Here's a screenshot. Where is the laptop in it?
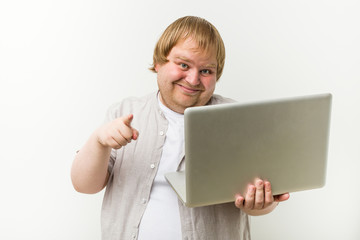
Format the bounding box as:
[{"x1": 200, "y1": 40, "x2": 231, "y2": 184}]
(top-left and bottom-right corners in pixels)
[{"x1": 165, "y1": 93, "x2": 332, "y2": 207}]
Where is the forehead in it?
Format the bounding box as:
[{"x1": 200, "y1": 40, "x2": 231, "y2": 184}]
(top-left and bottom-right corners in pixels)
[{"x1": 170, "y1": 38, "x2": 217, "y2": 61}]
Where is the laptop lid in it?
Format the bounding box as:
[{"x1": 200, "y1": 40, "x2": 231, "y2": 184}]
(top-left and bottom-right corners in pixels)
[{"x1": 166, "y1": 93, "x2": 332, "y2": 207}]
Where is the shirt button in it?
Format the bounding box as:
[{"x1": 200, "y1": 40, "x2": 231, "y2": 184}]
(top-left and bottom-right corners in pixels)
[
  {"x1": 159, "y1": 130, "x2": 164, "y2": 136},
  {"x1": 141, "y1": 198, "x2": 147, "y2": 204},
  {"x1": 150, "y1": 164, "x2": 155, "y2": 169}
]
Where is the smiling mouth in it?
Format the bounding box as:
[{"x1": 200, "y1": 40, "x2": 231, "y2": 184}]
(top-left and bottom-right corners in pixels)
[{"x1": 177, "y1": 84, "x2": 202, "y2": 94}]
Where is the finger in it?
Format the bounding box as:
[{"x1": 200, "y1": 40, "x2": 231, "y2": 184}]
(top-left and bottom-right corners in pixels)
[
  {"x1": 117, "y1": 127, "x2": 133, "y2": 143},
  {"x1": 108, "y1": 138, "x2": 123, "y2": 149},
  {"x1": 116, "y1": 120, "x2": 134, "y2": 143},
  {"x1": 120, "y1": 114, "x2": 137, "y2": 142},
  {"x1": 132, "y1": 128, "x2": 139, "y2": 140},
  {"x1": 111, "y1": 130, "x2": 129, "y2": 148},
  {"x1": 122, "y1": 114, "x2": 134, "y2": 127},
  {"x1": 244, "y1": 185, "x2": 255, "y2": 209},
  {"x1": 264, "y1": 181, "x2": 274, "y2": 208},
  {"x1": 254, "y1": 179, "x2": 264, "y2": 209},
  {"x1": 234, "y1": 194, "x2": 245, "y2": 209},
  {"x1": 101, "y1": 132, "x2": 124, "y2": 149},
  {"x1": 97, "y1": 119, "x2": 133, "y2": 148},
  {"x1": 274, "y1": 193, "x2": 290, "y2": 202}
]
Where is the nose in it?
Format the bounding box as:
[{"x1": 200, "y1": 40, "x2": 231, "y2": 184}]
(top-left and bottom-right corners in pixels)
[{"x1": 185, "y1": 69, "x2": 200, "y2": 86}]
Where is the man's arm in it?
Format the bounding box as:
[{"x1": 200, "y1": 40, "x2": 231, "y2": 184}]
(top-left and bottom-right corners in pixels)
[
  {"x1": 234, "y1": 178, "x2": 290, "y2": 216},
  {"x1": 71, "y1": 114, "x2": 138, "y2": 194}
]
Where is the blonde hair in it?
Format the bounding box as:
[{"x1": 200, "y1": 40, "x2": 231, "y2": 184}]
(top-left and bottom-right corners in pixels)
[{"x1": 150, "y1": 16, "x2": 225, "y2": 81}]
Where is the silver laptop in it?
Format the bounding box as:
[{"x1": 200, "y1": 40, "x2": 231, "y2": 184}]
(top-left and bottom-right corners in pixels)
[{"x1": 165, "y1": 93, "x2": 332, "y2": 207}]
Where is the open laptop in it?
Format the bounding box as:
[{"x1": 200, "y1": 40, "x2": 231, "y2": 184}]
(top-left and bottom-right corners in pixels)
[{"x1": 165, "y1": 93, "x2": 332, "y2": 207}]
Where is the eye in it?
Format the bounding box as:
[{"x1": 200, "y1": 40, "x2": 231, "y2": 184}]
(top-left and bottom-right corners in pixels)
[
  {"x1": 200, "y1": 69, "x2": 212, "y2": 75},
  {"x1": 180, "y1": 63, "x2": 189, "y2": 69}
]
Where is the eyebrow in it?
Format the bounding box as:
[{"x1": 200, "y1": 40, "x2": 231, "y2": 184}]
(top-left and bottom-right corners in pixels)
[{"x1": 176, "y1": 56, "x2": 217, "y2": 69}]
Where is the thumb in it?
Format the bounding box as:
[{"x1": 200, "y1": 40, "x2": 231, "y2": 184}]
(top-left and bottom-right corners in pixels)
[{"x1": 274, "y1": 193, "x2": 290, "y2": 202}]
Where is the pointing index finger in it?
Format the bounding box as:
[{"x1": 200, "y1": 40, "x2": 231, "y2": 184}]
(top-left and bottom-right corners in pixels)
[{"x1": 123, "y1": 114, "x2": 134, "y2": 126}]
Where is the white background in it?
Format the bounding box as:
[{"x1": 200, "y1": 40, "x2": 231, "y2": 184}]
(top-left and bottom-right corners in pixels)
[{"x1": 1, "y1": 0, "x2": 359, "y2": 239}]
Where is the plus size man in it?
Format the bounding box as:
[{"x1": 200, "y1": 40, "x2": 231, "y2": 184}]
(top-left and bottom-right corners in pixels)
[{"x1": 71, "y1": 16, "x2": 289, "y2": 240}]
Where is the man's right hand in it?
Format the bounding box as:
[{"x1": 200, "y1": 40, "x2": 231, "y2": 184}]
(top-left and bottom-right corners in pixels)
[{"x1": 96, "y1": 114, "x2": 139, "y2": 149}]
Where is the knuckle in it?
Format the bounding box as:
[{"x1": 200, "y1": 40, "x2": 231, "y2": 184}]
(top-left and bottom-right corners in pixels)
[
  {"x1": 254, "y1": 201, "x2": 262, "y2": 207},
  {"x1": 112, "y1": 144, "x2": 121, "y2": 149},
  {"x1": 244, "y1": 200, "x2": 254, "y2": 209},
  {"x1": 118, "y1": 138, "x2": 127, "y2": 146},
  {"x1": 245, "y1": 204, "x2": 254, "y2": 210},
  {"x1": 263, "y1": 202, "x2": 272, "y2": 208}
]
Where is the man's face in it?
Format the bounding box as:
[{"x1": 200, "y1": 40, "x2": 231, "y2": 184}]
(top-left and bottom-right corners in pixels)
[{"x1": 155, "y1": 38, "x2": 217, "y2": 114}]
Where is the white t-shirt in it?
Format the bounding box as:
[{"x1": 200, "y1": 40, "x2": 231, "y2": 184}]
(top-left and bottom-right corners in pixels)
[{"x1": 137, "y1": 96, "x2": 184, "y2": 240}]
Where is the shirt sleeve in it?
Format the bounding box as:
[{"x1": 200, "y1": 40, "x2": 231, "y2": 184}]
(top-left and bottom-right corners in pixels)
[{"x1": 108, "y1": 148, "x2": 117, "y2": 174}]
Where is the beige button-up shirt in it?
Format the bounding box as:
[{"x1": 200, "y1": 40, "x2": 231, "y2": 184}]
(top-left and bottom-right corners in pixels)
[{"x1": 101, "y1": 92, "x2": 250, "y2": 240}]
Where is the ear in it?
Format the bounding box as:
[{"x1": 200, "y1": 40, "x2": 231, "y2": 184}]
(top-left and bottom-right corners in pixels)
[{"x1": 154, "y1": 63, "x2": 160, "y2": 72}]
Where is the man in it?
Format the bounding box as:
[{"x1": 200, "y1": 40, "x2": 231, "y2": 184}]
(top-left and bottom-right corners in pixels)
[{"x1": 71, "y1": 16, "x2": 289, "y2": 240}]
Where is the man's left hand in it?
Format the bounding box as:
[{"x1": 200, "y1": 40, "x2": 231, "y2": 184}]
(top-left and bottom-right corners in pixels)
[{"x1": 234, "y1": 178, "x2": 290, "y2": 216}]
